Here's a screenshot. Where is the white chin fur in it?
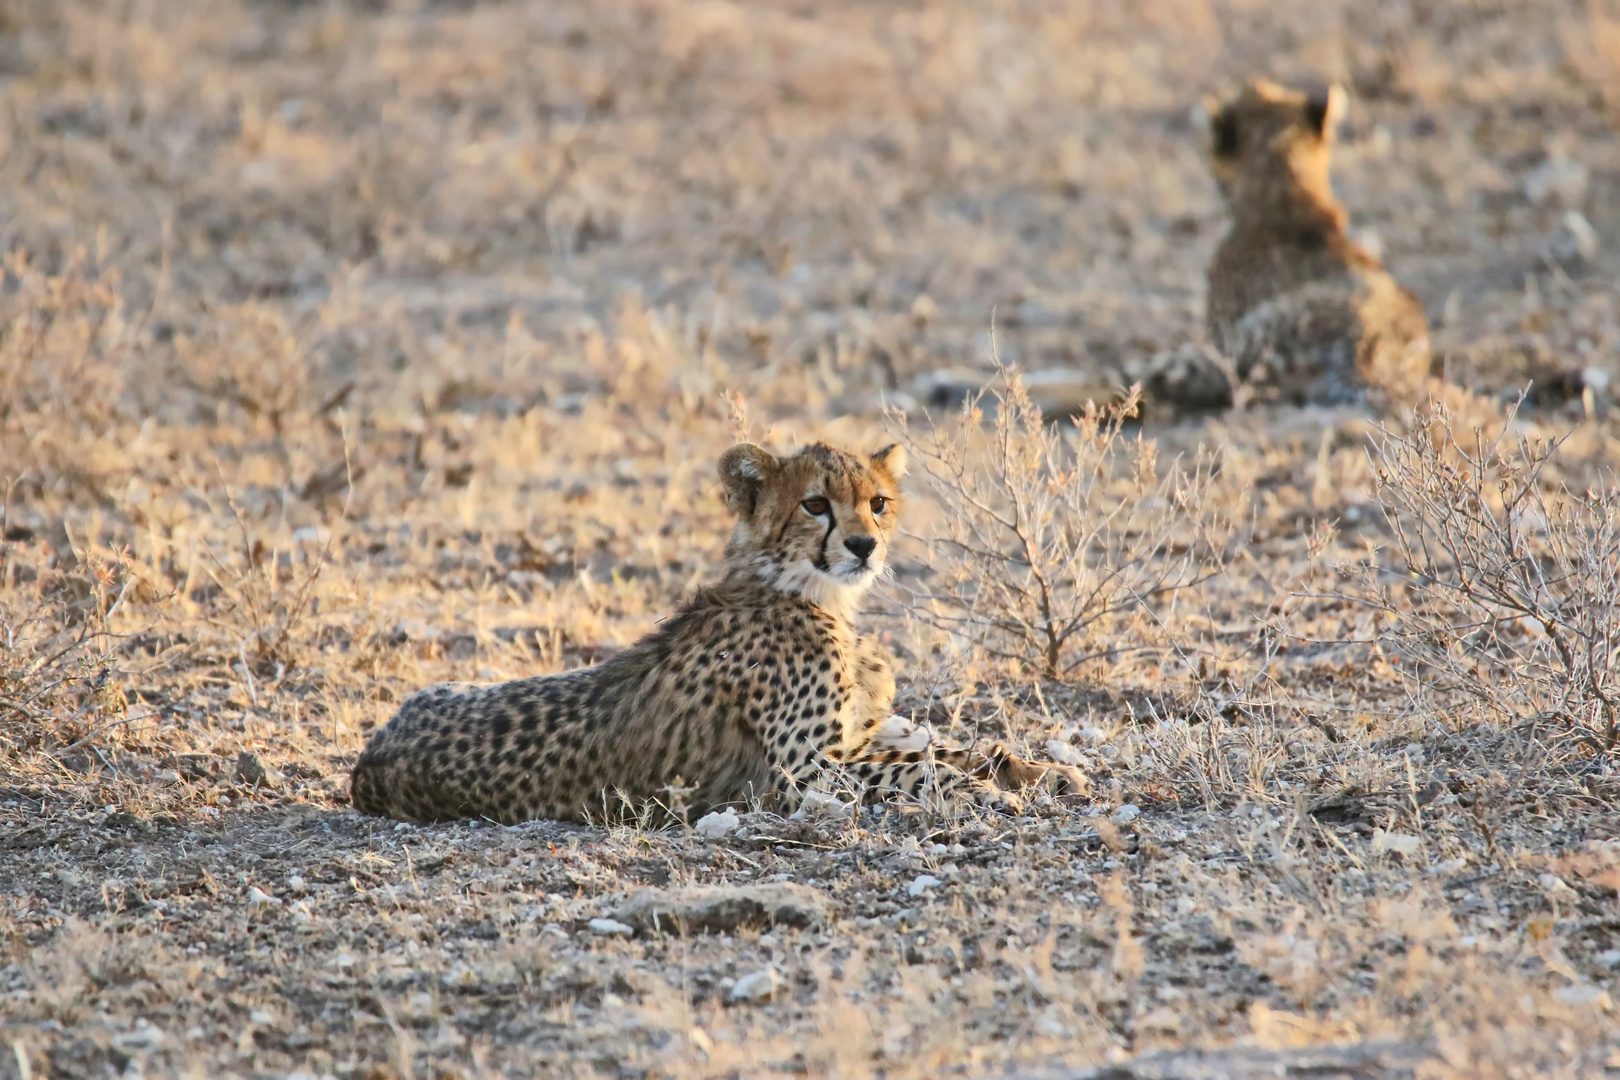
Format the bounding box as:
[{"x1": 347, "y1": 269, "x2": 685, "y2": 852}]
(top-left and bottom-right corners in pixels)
[{"x1": 756, "y1": 556, "x2": 879, "y2": 621}]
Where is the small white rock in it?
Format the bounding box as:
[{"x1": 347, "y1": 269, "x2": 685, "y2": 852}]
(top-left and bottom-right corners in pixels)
[
  {"x1": 1110, "y1": 803, "x2": 1141, "y2": 825},
  {"x1": 588, "y1": 917, "x2": 635, "y2": 938},
  {"x1": 1595, "y1": 949, "x2": 1620, "y2": 968},
  {"x1": 1045, "y1": 740, "x2": 1085, "y2": 766},
  {"x1": 246, "y1": 887, "x2": 278, "y2": 909},
  {"x1": 789, "y1": 789, "x2": 855, "y2": 822},
  {"x1": 248, "y1": 1009, "x2": 276, "y2": 1026},
  {"x1": 1371, "y1": 829, "x2": 1422, "y2": 856},
  {"x1": 1526, "y1": 154, "x2": 1590, "y2": 207},
  {"x1": 113, "y1": 1020, "x2": 164, "y2": 1050},
  {"x1": 1547, "y1": 210, "x2": 1600, "y2": 265},
  {"x1": 908, "y1": 875, "x2": 943, "y2": 898},
  {"x1": 727, "y1": 968, "x2": 782, "y2": 1003},
  {"x1": 693, "y1": 809, "x2": 740, "y2": 839},
  {"x1": 1538, "y1": 872, "x2": 1572, "y2": 893},
  {"x1": 1552, "y1": 984, "x2": 1610, "y2": 1008}
]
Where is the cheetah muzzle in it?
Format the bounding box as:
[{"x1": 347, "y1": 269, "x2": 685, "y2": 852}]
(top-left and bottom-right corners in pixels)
[{"x1": 350, "y1": 441, "x2": 1087, "y2": 824}]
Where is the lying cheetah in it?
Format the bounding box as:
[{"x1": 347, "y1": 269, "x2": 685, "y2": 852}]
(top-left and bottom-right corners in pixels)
[
  {"x1": 351, "y1": 442, "x2": 1085, "y2": 824},
  {"x1": 1144, "y1": 79, "x2": 1432, "y2": 411}
]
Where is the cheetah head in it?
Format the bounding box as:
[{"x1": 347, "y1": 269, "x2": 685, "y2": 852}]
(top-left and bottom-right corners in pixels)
[
  {"x1": 1205, "y1": 78, "x2": 1345, "y2": 221},
  {"x1": 718, "y1": 441, "x2": 905, "y2": 619}
]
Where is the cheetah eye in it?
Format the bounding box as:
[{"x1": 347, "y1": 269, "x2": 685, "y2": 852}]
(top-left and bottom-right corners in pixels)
[
  {"x1": 801, "y1": 497, "x2": 830, "y2": 516},
  {"x1": 869, "y1": 496, "x2": 889, "y2": 515}
]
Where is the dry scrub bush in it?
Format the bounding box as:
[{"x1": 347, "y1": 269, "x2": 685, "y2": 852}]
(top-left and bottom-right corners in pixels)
[
  {"x1": 0, "y1": 544, "x2": 136, "y2": 760},
  {"x1": 898, "y1": 365, "x2": 1243, "y2": 682},
  {"x1": 1351, "y1": 401, "x2": 1620, "y2": 760},
  {"x1": 0, "y1": 252, "x2": 139, "y2": 485}
]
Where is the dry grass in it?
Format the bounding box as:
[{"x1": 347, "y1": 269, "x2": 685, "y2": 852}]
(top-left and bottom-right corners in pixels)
[
  {"x1": 3, "y1": 0, "x2": 1620, "y2": 1078},
  {"x1": 898, "y1": 365, "x2": 1241, "y2": 682}
]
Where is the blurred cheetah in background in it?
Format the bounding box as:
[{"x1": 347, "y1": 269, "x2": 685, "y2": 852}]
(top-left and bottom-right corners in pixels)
[
  {"x1": 351, "y1": 442, "x2": 1085, "y2": 824},
  {"x1": 1141, "y1": 78, "x2": 1432, "y2": 411}
]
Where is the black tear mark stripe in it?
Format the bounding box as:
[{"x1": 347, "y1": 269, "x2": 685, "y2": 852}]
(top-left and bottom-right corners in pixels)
[{"x1": 814, "y1": 501, "x2": 836, "y2": 571}]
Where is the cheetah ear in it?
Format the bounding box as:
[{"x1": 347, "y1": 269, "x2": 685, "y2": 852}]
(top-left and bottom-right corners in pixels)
[
  {"x1": 718, "y1": 442, "x2": 778, "y2": 516},
  {"x1": 1305, "y1": 84, "x2": 1346, "y2": 141},
  {"x1": 869, "y1": 443, "x2": 907, "y2": 483}
]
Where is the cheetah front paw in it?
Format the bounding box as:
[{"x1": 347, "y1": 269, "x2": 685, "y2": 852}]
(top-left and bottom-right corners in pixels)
[
  {"x1": 982, "y1": 784, "x2": 1025, "y2": 816},
  {"x1": 869, "y1": 714, "x2": 933, "y2": 754},
  {"x1": 1042, "y1": 763, "x2": 1091, "y2": 798},
  {"x1": 980, "y1": 742, "x2": 1091, "y2": 797}
]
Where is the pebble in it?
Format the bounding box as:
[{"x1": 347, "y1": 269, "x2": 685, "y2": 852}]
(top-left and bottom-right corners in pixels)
[
  {"x1": 1045, "y1": 740, "x2": 1085, "y2": 766},
  {"x1": 1552, "y1": 984, "x2": 1610, "y2": 1007},
  {"x1": 692, "y1": 809, "x2": 739, "y2": 839},
  {"x1": 1538, "y1": 872, "x2": 1572, "y2": 893},
  {"x1": 1526, "y1": 154, "x2": 1589, "y2": 207},
  {"x1": 1547, "y1": 210, "x2": 1599, "y2": 266},
  {"x1": 1110, "y1": 804, "x2": 1141, "y2": 825},
  {"x1": 112, "y1": 1020, "x2": 165, "y2": 1050},
  {"x1": 907, "y1": 875, "x2": 943, "y2": 897},
  {"x1": 789, "y1": 789, "x2": 854, "y2": 822},
  {"x1": 234, "y1": 751, "x2": 285, "y2": 791},
  {"x1": 727, "y1": 968, "x2": 782, "y2": 1003},
  {"x1": 1372, "y1": 830, "x2": 1422, "y2": 856},
  {"x1": 588, "y1": 917, "x2": 635, "y2": 937}
]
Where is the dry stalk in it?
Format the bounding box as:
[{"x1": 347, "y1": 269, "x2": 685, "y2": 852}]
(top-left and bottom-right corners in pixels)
[
  {"x1": 1346, "y1": 400, "x2": 1620, "y2": 759},
  {"x1": 894, "y1": 359, "x2": 1241, "y2": 682}
]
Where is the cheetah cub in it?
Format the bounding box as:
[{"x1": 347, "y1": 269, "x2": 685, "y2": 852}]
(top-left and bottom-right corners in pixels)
[
  {"x1": 351, "y1": 442, "x2": 1085, "y2": 824},
  {"x1": 1148, "y1": 79, "x2": 1432, "y2": 411}
]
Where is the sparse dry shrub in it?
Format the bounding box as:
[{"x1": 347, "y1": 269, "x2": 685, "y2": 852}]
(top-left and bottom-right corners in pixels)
[
  {"x1": 0, "y1": 252, "x2": 140, "y2": 485},
  {"x1": 0, "y1": 542, "x2": 137, "y2": 760},
  {"x1": 896, "y1": 363, "x2": 1244, "y2": 682},
  {"x1": 1349, "y1": 401, "x2": 1620, "y2": 759},
  {"x1": 21, "y1": 918, "x2": 148, "y2": 1025},
  {"x1": 1562, "y1": 0, "x2": 1620, "y2": 111},
  {"x1": 170, "y1": 302, "x2": 321, "y2": 436}
]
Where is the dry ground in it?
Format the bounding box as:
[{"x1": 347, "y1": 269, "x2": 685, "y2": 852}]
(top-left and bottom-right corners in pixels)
[{"x1": 3, "y1": 0, "x2": 1620, "y2": 1077}]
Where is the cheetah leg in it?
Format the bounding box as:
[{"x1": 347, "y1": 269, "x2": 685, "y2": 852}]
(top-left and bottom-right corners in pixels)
[
  {"x1": 937, "y1": 742, "x2": 1090, "y2": 797},
  {"x1": 852, "y1": 739, "x2": 1090, "y2": 798},
  {"x1": 824, "y1": 756, "x2": 1022, "y2": 815}
]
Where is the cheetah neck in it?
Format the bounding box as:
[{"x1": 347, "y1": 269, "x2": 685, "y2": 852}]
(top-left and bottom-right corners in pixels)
[
  {"x1": 1231, "y1": 173, "x2": 1347, "y2": 239},
  {"x1": 744, "y1": 555, "x2": 872, "y2": 627}
]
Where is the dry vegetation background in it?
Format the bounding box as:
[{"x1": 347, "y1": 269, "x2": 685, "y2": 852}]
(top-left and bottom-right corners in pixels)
[{"x1": 3, "y1": 0, "x2": 1620, "y2": 1077}]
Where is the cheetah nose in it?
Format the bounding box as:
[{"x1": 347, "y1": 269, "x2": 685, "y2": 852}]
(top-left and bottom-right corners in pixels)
[{"x1": 844, "y1": 535, "x2": 877, "y2": 562}]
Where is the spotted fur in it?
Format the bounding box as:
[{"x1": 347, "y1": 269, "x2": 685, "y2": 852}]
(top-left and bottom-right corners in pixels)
[
  {"x1": 1146, "y1": 79, "x2": 1431, "y2": 411},
  {"x1": 350, "y1": 442, "x2": 1086, "y2": 824}
]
